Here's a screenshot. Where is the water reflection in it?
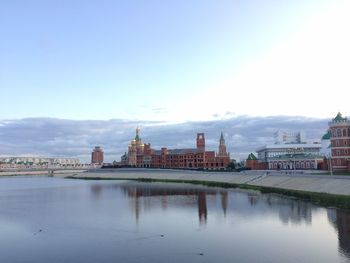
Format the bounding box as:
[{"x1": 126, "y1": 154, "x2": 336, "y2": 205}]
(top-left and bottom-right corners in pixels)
[
  {"x1": 328, "y1": 209, "x2": 350, "y2": 258},
  {"x1": 121, "y1": 184, "x2": 218, "y2": 223},
  {"x1": 111, "y1": 183, "x2": 314, "y2": 225},
  {"x1": 1, "y1": 177, "x2": 350, "y2": 263}
]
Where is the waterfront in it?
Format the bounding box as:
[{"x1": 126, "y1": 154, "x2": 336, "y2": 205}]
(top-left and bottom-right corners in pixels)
[{"x1": 0, "y1": 176, "x2": 350, "y2": 262}]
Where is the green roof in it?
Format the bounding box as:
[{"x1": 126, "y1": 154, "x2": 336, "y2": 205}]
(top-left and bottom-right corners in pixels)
[
  {"x1": 247, "y1": 153, "x2": 257, "y2": 160},
  {"x1": 333, "y1": 112, "x2": 347, "y2": 122},
  {"x1": 322, "y1": 132, "x2": 330, "y2": 140}
]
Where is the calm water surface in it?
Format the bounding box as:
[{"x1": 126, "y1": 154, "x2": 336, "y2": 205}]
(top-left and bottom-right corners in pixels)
[{"x1": 0, "y1": 176, "x2": 349, "y2": 263}]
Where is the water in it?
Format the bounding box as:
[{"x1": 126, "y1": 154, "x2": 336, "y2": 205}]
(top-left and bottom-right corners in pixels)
[{"x1": 0, "y1": 176, "x2": 349, "y2": 263}]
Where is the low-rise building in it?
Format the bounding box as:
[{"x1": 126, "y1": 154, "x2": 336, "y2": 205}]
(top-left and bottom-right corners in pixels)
[
  {"x1": 122, "y1": 128, "x2": 230, "y2": 170},
  {"x1": 251, "y1": 131, "x2": 323, "y2": 170}
]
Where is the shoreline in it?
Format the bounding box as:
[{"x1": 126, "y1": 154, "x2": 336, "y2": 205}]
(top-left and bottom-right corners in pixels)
[
  {"x1": 65, "y1": 168, "x2": 350, "y2": 209},
  {"x1": 0, "y1": 169, "x2": 88, "y2": 177}
]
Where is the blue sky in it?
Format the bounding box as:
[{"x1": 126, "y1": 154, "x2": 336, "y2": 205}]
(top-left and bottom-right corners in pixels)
[{"x1": 1, "y1": 0, "x2": 348, "y2": 122}]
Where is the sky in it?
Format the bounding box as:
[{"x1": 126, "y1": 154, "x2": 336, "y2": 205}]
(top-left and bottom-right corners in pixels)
[
  {"x1": 0, "y1": 1, "x2": 348, "y2": 161},
  {"x1": 0, "y1": 116, "x2": 329, "y2": 162},
  {"x1": 0, "y1": 0, "x2": 349, "y2": 122}
]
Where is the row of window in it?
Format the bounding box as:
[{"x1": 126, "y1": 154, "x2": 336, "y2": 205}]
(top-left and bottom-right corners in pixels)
[
  {"x1": 331, "y1": 127, "x2": 350, "y2": 138},
  {"x1": 332, "y1": 139, "x2": 350, "y2": 147},
  {"x1": 269, "y1": 161, "x2": 316, "y2": 169},
  {"x1": 333, "y1": 149, "x2": 350, "y2": 155}
]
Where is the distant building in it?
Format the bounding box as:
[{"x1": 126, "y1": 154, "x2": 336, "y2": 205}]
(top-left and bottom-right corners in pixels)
[
  {"x1": 122, "y1": 128, "x2": 230, "y2": 170},
  {"x1": 91, "y1": 146, "x2": 104, "y2": 164},
  {"x1": 246, "y1": 153, "x2": 268, "y2": 170},
  {"x1": 252, "y1": 131, "x2": 323, "y2": 170},
  {"x1": 0, "y1": 156, "x2": 81, "y2": 169},
  {"x1": 274, "y1": 130, "x2": 306, "y2": 144},
  {"x1": 329, "y1": 113, "x2": 350, "y2": 172}
]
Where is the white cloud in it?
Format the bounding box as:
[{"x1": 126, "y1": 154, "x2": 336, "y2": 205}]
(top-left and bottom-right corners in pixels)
[{"x1": 0, "y1": 116, "x2": 329, "y2": 162}]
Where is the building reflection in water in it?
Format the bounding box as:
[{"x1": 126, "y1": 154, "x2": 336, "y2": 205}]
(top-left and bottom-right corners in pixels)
[
  {"x1": 90, "y1": 182, "x2": 350, "y2": 260},
  {"x1": 124, "y1": 184, "x2": 218, "y2": 223},
  {"x1": 328, "y1": 208, "x2": 350, "y2": 258}
]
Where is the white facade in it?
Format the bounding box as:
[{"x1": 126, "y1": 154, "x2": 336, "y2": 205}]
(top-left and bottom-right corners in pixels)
[
  {"x1": 274, "y1": 131, "x2": 306, "y2": 144},
  {"x1": 0, "y1": 157, "x2": 81, "y2": 166},
  {"x1": 256, "y1": 143, "x2": 322, "y2": 163}
]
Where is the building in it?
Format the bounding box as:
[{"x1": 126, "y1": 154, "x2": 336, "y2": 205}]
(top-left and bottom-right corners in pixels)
[
  {"x1": 246, "y1": 153, "x2": 268, "y2": 170},
  {"x1": 122, "y1": 128, "x2": 230, "y2": 170},
  {"x1": 91, "y1": 146, "x2": 104, "y2": 164},
  {"x1": 253, "y1": 131, "x2": 323, "y2": 170},
  {"x1": 274, "y1": 130, "x2": 306, "y2": 144},
  {"x1": 329, "y1": 112, "x2": 350, "y2": 172},
  {"x1": 0, "y1": 156, "x2": 81, "y2": 169}
]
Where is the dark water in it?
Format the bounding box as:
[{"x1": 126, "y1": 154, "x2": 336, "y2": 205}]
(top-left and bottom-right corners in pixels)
[{"x1": 0, "y1": 176, "x2": 350, "y2": 263}]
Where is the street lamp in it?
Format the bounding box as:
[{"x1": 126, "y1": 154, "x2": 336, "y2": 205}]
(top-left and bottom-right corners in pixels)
[{"x1": 328, "y1": 153, "x2": 333, "y2": 176}]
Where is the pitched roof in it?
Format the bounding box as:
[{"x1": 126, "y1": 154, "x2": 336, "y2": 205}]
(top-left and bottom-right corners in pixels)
[
  {"x1": 322, "y1": 132, "x2": 330, "y2": 140},
  {"x1": 333, "y1": 112, "x2": 347, "y2": 122},
  {"x1": 247, "y1": 153, "x2": 257, "y2": 160}
]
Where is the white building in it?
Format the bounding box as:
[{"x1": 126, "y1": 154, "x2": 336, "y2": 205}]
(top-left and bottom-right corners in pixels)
[
  {"x1": 274, "y1": 131, "x2": 306, "y2": 144},
  {"x1": 256, "y1": 131, "x2": 323, "y2": 170},
  {"x1": 256, "y1": 143, "x2": 322, "y2": 163},
  {"x1": 0, "y1": 156, "x2": 81, "y2": 168}
]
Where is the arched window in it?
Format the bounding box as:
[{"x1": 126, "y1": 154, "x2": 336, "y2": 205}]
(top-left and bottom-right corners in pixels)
[
  {"x1": 343, "y1": 129, "x2": 347, "y2": 137},
  {"x1": 332, "y1": 129, "x2": 336, "y2": 137},
  {"x1": 337, "y1": 129, "x2": 342, "y2": 137},
  {"x1": 348, "y1": 128, "x2": 350, "y2": 137},
  {"x1": 336, "y1": 140, "x2": 340, "y2": 147}
]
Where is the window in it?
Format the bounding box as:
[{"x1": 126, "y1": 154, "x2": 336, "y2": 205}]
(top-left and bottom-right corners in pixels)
[
  {"x1": 336, "y1": 140, "x2": 340, "y2": 147},
  {"x1": 337, "y1": 129, "x2": 342, "y2": 137},
  {"x1": 345, "y1": 149, "x2": 349, "y2": 154},
  {"x1": 336, "y1": 150, "x2": 340, "y2": 156},
  {"x1": 332, "y1": 130, "x2": 336, "y2": 137}
]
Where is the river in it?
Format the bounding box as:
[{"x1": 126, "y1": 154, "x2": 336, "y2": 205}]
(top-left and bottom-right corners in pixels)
[{"x1": 0, "y1": 176, "x2": 349, "y2": 263}]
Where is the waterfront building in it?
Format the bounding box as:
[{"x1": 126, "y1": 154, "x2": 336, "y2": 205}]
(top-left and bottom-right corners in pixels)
[
  {"x1": 91, "y1": 146, "x2": 104, "y2": 164},
  {"x1": 0, "y1": 156, "x2": 81, "y2": 169},
  {"x1": 249, "y1": 131, "x2": 323, "y2": 170},
  {"x1": 274, "y1": 130, "x2": 306, "y2": 144},
  {"x1": 122, "y1": 128, "x2": 230, "y2": 170},
  {"x1": 329, "y1": 112, "x2": 350, "y2": 171}
]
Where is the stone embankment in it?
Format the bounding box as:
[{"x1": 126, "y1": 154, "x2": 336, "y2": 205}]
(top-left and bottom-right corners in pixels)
[
  {"x1": 0, "y1": 169, "x2": 87, "y2": 176},
  {"x1": 68, "y1": 169, "x2": 350, "y2": 196}
]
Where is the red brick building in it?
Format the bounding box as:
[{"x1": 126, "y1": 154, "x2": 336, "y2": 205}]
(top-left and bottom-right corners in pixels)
[
  {"x1": 329, "y1": 113, "x2": 350, "y2": 172},
  {"x1": 91, "y1": 146, "x2": 104, "y2": 164},
  {"x1": 122, "y1": 128, "x2": 230, "y2": 170},
  {"x1": 246, "y1": 153, "x2": 268, "y2": 170}
]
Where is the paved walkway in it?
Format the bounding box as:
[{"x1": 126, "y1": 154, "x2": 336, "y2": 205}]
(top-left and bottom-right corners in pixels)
[{"x1": 68, "y1": 168, "x2": 350, "y2": 196}]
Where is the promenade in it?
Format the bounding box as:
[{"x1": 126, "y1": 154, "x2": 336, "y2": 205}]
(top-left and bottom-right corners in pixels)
[{"x1": 68, "y1": 168, "x2": 350, "y2": 196}]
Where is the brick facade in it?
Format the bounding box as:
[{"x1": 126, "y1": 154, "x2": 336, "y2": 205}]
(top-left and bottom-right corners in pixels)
[
  {"x1": 329, "y1": 113, "x2": 350, "y2": 172},
  {"x1": 123, "y1": 129, "x2": 230, "y2": 170}
]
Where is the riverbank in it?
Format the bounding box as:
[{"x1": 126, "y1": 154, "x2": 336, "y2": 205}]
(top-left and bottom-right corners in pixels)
[
  {"x1": 0, "y1": 169, "x2": 87, "y2": 176},
  {"x1": 66, "y1": 168, "x2": 350, "y2": 209}
]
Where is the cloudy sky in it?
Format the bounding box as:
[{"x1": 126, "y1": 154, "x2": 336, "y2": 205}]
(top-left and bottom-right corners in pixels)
[
  {"x1": 0, "y1": 1, "x2": 348, "y2": 161},
  {"x1": 0, "y1": 116, "x2": 329, "y2": 162}
]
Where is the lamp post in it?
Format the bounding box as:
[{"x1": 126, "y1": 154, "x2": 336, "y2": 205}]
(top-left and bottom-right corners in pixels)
[{"x1": 328, "y1": 153, "x2": 333, "y2": 176}]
